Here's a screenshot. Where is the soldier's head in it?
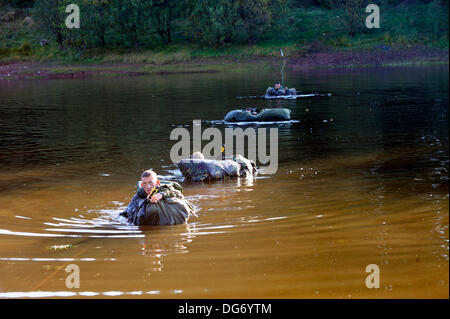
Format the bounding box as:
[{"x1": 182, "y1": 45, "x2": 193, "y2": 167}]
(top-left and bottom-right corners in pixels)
[
  {"x1": 141, "y1": 169, "x2": 160, "y2": 195},
  {"x1": 274, "y1": 81, "x2": 281, "y2": 89},
  {"x1": 191, "y1": 152, "x2": 205, "y2": 160}
]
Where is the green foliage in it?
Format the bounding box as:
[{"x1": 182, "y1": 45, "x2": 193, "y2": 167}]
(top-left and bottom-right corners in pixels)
[
  {"x1": 0, "y1": 0, "x2": 448, "y2": 62},
  {"x1": 330, "y1": 34, "x2": 352, "y2": 47},
  {"x1": 0, "y1": 40, "x2": 32, "y2": 58},
  {"x1": 34, "y1": 0, "x2": 70, "y2": 47},
  {"x1": 151, "y1": 0, "x2": 176, "y2": 44},
  {"x1": 236, "y1": 0, "x2": 271, "y2": 44},
  {"x1": 337, "y1": 0, "x2": 370, "y2": 37},
  {"x1": 82, "y1": 0, "x2": 110, "y2": 47},
  {"x1": 186, "y1": 0, "x2": 240, "y2": 45},
  {"x1": 185, "y1": 0, "x2": 291, "y2": 45},
  {"x1": 1, "y1": 0, "x2": 35, "y2": 8},
  {"x1": 18, "y1": 40, "x2": 31, "y2": 54},
  {"x1": 313, "y1": 0, "x2": 335, "y2": 9},
  {"x1": 267, "y1": 0, "x2": 294, "y2": 41},
  {"x1": 110, "y1": 0, "x2": 141, "y2": 48}
]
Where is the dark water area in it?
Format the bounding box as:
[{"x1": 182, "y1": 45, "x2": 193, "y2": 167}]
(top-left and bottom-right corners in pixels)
[
  {"x1": 1, "y1": 66, "x2": 448, "y2": 171},
  {"x1": 0, "y1": 64, "x2": 448, "y2": 298}
]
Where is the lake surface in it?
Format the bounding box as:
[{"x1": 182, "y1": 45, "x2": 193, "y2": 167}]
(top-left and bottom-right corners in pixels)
[{"x1": 0, "y1": 64, "x2": 448, "y2": 298}]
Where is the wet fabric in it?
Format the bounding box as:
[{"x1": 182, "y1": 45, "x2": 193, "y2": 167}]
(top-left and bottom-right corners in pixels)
[
  {"x1": 178, "y1": 154, "x2": 257, "y2": 182},
  {"x1": 233, "y1": 154, "x2": 257, "y2": 178},
  {"x1": 120, "y1": 182, "x2": 195, "y2": 226},
  {"x1": 224, "y1": 108, "x2": 291, "y2": 122},
  {"x1": 266, "y1": 86, "x2": 297, "y2": 96},
  {"x1": 129, "y1": 197, "x2": 194, "y2": 226}
]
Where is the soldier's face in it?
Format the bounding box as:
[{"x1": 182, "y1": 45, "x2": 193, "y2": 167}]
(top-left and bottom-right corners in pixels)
[{"x1": 141, "y1": 175, "x2": 158, "y2": 194}]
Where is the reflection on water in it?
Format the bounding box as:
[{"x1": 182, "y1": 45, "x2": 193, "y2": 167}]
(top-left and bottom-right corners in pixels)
[{"x1": 0, "y1": 65, "x2": 448, "y2": 298}]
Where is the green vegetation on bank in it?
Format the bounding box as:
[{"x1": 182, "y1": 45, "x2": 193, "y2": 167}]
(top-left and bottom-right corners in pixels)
[{"x1": 0, "y1": 0, "x2": 448, "y2": 64}]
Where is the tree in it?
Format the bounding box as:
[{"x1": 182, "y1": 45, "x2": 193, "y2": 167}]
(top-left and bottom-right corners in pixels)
[
  {"x1": 313, "y1": 0, "x2": 335, "y2": 9},
  {"x1": 338, "y1": 0, "x2": 369, "y2": 37},
  {"x1": 151, "y1": 0, "x2": 176, "y2": 44},
  {"x1": 344, "y1": 0, "x2": 367, "y2": 37},
  {"x1": 210, "y1": 0, "x2": 240, "y2": 44},
  {"x1": 186, "y1": 0, "x2": 240, "y2": 45},
  {"x1": 83, "y1": 0, "x2": 111, "y2": 47},
  {"x1": 1, "y1": 0, "x2": 34, "y2": 8},
  {"x1": 267, "y1": 0, "x2": 293, "y2": 42},
  {"x1": 236, "y1": 0, "x2": 271, "y2": 45},
  {"x1": 34, "y1": 0, "x2": 69, "y2": 48},
  {"x1": 111, "y1": 0, "x2": 149, "y2": 48}
]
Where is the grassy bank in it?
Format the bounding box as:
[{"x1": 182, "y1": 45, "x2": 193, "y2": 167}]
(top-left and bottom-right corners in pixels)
[
  {"x1": 1, "y1": 46, "x2": 447, "y2": 81},
  {"x1": 0, "y1": 1, "x2": 448, "y2": 79}
]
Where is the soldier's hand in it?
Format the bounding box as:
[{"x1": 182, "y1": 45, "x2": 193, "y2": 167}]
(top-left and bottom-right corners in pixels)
[{"x1": 149, "y1": 193, "x2": 163, "y2": 203}]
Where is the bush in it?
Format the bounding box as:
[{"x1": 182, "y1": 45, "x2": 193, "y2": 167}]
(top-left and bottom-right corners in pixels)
[
  {"x1": 18, "y1": 40, "x2": 32, "y2": 54},
  {"x1": 0, "y1": 47, "x2": 12, "y2": 57},
  {"x1": 330, "y1": 34, "x2": 352, "y2": 47}
]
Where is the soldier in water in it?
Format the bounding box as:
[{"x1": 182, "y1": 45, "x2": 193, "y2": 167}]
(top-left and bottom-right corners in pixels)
[
  {"x1": 267, "y1": 81, "x2": 296, "y2": 96},
  {"x1": 120, "y1": 169, "x2": 195, "y2": 226}
]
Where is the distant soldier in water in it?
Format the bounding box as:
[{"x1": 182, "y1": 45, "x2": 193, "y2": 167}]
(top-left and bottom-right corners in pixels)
[
  {"x1": 268, "y1": 81, "x2": 286, "y2": 96},
  {"x1": 267, "y1": 81, "x2": 296, "y2": 96}
]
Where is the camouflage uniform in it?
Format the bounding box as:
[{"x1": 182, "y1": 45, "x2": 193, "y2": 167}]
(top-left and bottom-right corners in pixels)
[
  {"x1": 120, "y1": 182, "x2": 194, "y2": 226},
  {"x1": 224, "y1": 108, "x2": 291, "y2": 122},
  {"x1": 266, "y1": 86, "x2": 296, "y2": 96}
]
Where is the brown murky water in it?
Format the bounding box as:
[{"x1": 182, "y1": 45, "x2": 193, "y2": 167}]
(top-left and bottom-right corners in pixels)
[{"x1": 0, "y1": 65, "x2": 448, "y2": 298}]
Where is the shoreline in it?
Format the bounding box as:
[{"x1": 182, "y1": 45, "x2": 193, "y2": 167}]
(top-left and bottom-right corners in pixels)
[{"x1": 0, "y1": 47, "x2": 448, "y2": 81}]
